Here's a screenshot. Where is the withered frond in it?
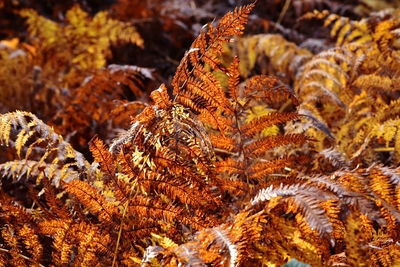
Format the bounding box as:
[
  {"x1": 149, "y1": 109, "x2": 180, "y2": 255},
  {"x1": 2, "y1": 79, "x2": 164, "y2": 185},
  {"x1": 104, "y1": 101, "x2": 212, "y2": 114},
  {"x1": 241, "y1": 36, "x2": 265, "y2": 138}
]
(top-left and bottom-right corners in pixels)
[
  {"x1": 55, "y1": 64, "x2": 153, "y2": 145},
  {"x1": 0, "y1": 111, "x2": 87, "y2": 186},
  {"x1": 296, "y1": 47, "x2": 355, "y2": 121},
  {"x1": 248, "y1": 156, "x2": 302, "y2": 180},
  {"x1": 0, "y1": 160, "x2": 79, "y2": 185},
  {"x1": 338, "y1": 212, "x2": 400, "y2": 266},
  {"x1": 150, "y1": 84, "x2": 172, "y2": 110},
  {"x1": 128, "y1": 196, "x2": 212, "y2": 230},
  {"x1": 89, "y1": 137, "x2": 115, "y2": 179},
  {"x1": 210, "y1": 134, "x2": 238, "y2": 152},
  {"x1": 153, "y1": 209, "x2": 265, "y2": 266},
  {"x1": 229, "y1": 34, "x2": 312, "y2": 82},
  {"x1": 227, "y1": 56, "x2": 240, "y2": 101},
  {"x1": 241, "y1": 112, "x2": 299, "y2": 138},
  {"x1": 245, "y1": 75, "x2": 299, "y2": 106},
  {"x1": 171, "y1": 3, "x2": 254, "y2": 131},
  {"x1": 20, "y1": 5, "x2": 143, "y2": 73},
  {"x1": 304, "y1": 10, "x2": 372, "y2": 46},
  {"x1": 215, "y1": 158, "x2": 245, "y2": 177},
  {"x1": 1, "y1": 224, "x2": 43, "y2": 266},
  {"x1": 244, "y1": 134, "x2": 308, "y2": 158},
  {"x1": 0, "y1": 195, "x2": 38, "y2": 227},
  {"x1": 64, "y1": 180, "x2": 119, "y2": 222},
  {"x1": 0, "y1": 192, "x2": 43, "y2": 265},
  {"x1": 138, "y1": 171, "x2": 219, "y2": 212},
  {"x1": 333, "y1": 167, "x2": 400, "y2": 224},
  {"x1": 39, "y1": 219, "x2": 112, "y2": 266},
  {"x1": 250, "y1": 183, "x2": 333, "y2": 235}
]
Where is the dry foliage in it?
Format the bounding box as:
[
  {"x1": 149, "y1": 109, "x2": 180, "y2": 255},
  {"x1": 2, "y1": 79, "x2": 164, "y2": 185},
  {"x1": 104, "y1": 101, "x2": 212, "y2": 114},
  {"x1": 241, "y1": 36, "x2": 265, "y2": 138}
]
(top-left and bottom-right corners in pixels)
[{"x1": 1, "y1": 1, "x2": 400, "y2": 266}]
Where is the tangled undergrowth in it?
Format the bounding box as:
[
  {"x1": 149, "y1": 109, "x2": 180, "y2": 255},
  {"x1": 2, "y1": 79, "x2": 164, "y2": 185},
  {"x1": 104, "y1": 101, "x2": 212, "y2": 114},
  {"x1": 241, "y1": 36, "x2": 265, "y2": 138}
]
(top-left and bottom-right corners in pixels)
[{"x1": 0, "y1": 0, "x2": 400, "y2": 266}]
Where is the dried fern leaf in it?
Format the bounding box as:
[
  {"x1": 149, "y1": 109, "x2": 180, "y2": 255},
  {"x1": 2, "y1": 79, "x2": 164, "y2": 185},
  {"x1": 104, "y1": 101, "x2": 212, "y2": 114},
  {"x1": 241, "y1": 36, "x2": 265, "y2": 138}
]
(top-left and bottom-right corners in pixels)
[{"x1": 0, "y1": 111, "x2": 87, "y2": 185}]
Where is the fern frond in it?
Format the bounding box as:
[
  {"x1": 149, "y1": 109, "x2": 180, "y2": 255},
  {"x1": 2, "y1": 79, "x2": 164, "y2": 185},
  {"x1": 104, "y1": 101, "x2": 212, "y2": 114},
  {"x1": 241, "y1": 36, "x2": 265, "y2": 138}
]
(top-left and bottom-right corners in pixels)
[
  {"x1": 0, "y1": 193, "x2": 43, "y2": 265},
  {"x1": 89, "y1": 137, "x2": 115, "y2": 179},
  {"x1": 150, "y1": 84, "x2": 172, "y2": 110},
  {"x1": 231, "y1": 34, "x2": 312, "y2": 82},
  {"x1": 227, "y1": 56, "x2": 240, "y2": 101},
  {"x1": 250, "y1": 183, "x2": 333, "y2": 235},
  {"x1": 20, "y1": 5, "x2": 143, "y2": 72},
  {"x1": 1, "y1": 225, "x2": 28, "y2": 266},
  {"x1": 138, "y1": 171, "x2": 218, "y2": 211},
  {"x1": 215, "y1": 158, "x2": 245, "y2": 177},
  {"x1": 241, "y1": 112, "x2": 300, "y2": 138},
  {"x1": 244, "y1": 134, "x2": 308, "y2": 158},
  {"x1": 245, "y1": 75, "x2": 299, "y2": 106},
  {"x1": 0, "y1": 111, "x2": 87, "y2": 185},
  {"x1": 39, "y1": 219, "x2": 112, "y2": 266},
  {"x1": 248, "y1": 156, "x2": 300, "y2": 180},
  {"x1": 128, "y1": 196, "x2": 211, "y2": 230},
  {"x1": 0, "y1": 160, "x2": 79, "y2": 184},
  {"x1": 159, "y1": 210, "x2": 265, "y2": 266},
  {"x1": 210, "y1": 134, "x2": 238, "y2": 153},
  {"x1": 171, "y1": 3, "x2": 254, "y2": 132},
  {"x1": 307, "y1": 10, "x2": 372, "y2": 46},
  {"x1": 0, "y1": 193, "x2": 39, "y2": 226},
  {"x1": 56, "y1": 64, "x2": 153, "y2": 145},
  {"x1": 63, "y1": 180, "x2": 118, "y2": 222}
]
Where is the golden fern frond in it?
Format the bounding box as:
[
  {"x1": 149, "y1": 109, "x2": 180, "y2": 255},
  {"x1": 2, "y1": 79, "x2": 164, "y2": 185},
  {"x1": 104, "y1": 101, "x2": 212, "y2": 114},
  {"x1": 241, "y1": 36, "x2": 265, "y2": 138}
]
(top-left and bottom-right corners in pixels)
[
  {"x1": 0, "y1": 111, "x2": 88, "y2": 185},
  {"x1": 296, "y1": 48, "x2": 354, "y2": 103},
  {"x1": 294, "y1": 10, "x2": 400, "y2": 164},
  {"x1": 353, "y1": 73, "x2": 400, "y2": 94},
  {"x1": 334, "y1": 166, "x2": 400, "y2": 223},
  {"x1": 340, "y1": 212, "x2": 400, "y2": 266},
  {"x1": 295, "y1": 47, "x2": 358, "y2": 131},
  {"x1": 304, "y1": 10, "x2": 372, "y2": 46},
  {"x1": 258, "y1": 212, "x2": 327, "y2": 266},
  {"x1": 231, "y1": 34, "x2": 313, "y2": 82},
  {"x1": 39, "y1": 219, "x2": 112, "y2": 266},
  {"x1": 20, "y1": 5, "x2": 143, "y2": 74},
  {"x1": 337, "y1": 95, "x2": 400, "y2": 164},
  {"x1": 0, "y1": 160, "x2": 79, "y2": 185}
]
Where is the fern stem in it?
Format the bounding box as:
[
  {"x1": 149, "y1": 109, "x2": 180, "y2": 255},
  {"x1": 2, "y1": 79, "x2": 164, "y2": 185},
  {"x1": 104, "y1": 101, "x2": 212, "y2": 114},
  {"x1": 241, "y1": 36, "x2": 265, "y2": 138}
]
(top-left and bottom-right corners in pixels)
[
  {"x1": 112, "y1": 200, "x2": 128, "y2": 267},
  {"x1": 112, "y1": 154, "x2": 149, "y2": 266},
  {"x1": 277, "y1": 0, "x2": 291, "y2": 26}
]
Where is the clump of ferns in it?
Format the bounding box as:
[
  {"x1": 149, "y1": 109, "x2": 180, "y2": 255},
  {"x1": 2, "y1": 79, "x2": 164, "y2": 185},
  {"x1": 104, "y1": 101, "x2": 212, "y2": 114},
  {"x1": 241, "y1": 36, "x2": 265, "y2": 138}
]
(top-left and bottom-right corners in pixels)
[{"x1": 2, "y1": 2, "x2": 400, "y2": 266}]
